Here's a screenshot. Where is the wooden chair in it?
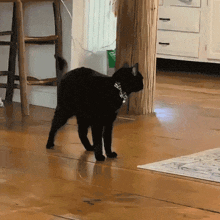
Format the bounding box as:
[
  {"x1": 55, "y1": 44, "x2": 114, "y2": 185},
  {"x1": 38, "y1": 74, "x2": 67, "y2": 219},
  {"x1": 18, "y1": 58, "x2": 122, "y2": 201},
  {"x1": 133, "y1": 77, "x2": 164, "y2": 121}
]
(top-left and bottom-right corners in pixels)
[{"x1": 0, "y1": 0, "x2": 63, "y2": 115}]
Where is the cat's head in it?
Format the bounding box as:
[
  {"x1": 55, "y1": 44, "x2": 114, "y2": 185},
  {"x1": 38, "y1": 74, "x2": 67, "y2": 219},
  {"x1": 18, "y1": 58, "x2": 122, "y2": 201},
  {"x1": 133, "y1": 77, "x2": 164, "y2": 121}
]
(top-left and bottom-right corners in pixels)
[{"x1": 112, "y1": 63, "x2": 143, "y2": 94}]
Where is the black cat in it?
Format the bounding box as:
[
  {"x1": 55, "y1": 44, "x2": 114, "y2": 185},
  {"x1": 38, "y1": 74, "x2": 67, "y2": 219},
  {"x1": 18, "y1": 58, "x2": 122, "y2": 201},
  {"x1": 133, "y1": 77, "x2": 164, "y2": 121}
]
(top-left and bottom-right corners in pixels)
[{"x1": 46, "y1": 56, "x2": 143, "y2": 161}]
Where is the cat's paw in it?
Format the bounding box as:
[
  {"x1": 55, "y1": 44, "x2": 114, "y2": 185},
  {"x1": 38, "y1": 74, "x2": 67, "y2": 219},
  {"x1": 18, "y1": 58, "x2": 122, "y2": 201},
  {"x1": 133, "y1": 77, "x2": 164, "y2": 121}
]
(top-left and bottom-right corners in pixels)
[
  {"x1": 107, "y1": 152, "x2": 117, "y2": 158},
  {"x1": 46, "y1": 142, "x2": 54, "y2": 149},
  {"x1": 95, "y1": 154, "x2": 106, "y2": 161}
]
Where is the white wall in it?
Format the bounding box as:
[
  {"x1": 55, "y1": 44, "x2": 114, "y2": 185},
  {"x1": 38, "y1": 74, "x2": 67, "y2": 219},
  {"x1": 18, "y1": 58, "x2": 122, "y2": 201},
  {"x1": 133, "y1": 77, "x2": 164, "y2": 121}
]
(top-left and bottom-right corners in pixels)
[{"x1": 0, "y1": 1, "x2": 72, "y2": 109}]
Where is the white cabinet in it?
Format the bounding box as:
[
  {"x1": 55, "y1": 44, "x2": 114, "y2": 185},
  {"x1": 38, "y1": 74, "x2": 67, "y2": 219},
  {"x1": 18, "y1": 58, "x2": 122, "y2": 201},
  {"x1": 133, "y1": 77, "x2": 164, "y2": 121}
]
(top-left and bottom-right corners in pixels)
[
  {"x1": 157, "y1": 31, "x2": 200, "y2": 57},
  {"x1": 207, "y1": 0, "x2": 220, "y2": 60},
  {"x1": 167, "y1": 0, "x2": 201, "y2": 7},
  {"x1": 157, "y1": 0, "x2": 220, "y2": 63},
  {"x1": 158, "y1": 7, "x2": 200, "y2": 33}
]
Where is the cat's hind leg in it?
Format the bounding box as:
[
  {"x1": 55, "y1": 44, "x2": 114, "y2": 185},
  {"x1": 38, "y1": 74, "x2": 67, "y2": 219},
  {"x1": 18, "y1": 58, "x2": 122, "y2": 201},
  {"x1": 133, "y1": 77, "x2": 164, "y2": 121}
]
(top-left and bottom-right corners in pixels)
[
  {"x1": 77, "y1": 118, "x2": 94, "y2": 151},
  {"x1": 46, "y1": 108, "x2": 72, "y2": 149}
]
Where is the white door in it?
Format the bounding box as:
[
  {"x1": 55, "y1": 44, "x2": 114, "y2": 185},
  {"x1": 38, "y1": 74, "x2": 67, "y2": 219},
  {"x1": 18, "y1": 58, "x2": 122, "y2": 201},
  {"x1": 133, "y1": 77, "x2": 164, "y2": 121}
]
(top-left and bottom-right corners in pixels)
[{"x1": 207, "y1": 0, "x2": 220, "y2": 60}]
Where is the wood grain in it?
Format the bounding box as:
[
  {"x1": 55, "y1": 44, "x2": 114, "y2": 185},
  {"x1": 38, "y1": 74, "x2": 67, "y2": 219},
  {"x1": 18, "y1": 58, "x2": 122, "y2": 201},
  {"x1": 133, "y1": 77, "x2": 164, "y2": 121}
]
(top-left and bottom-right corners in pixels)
[{"x1": 116, "y1": 0, "x2": 159, "y2": 114}]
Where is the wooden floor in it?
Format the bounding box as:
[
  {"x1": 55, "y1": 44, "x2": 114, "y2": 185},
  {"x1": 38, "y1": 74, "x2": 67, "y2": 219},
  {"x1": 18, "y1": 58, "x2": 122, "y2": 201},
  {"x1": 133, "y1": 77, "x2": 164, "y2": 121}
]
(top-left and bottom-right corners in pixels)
[{"x1": 1, "y1": 69, "x2": 220, "y2": 219}]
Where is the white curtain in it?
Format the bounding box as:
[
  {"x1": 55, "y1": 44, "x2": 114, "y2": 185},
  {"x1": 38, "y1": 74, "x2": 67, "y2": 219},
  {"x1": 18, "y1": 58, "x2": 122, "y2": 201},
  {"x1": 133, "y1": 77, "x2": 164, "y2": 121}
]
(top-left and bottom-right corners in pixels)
[{"x1": 86, "y1": 0, "x2": 117, "y2": 52}]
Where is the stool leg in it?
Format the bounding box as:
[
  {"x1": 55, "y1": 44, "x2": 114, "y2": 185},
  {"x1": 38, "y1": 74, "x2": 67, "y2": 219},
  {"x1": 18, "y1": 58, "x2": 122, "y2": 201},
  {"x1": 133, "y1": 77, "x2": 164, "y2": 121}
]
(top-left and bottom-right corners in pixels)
[
  {"x1": 16, "y1": 0, "x2": 29, "y2": 116},
  {"x1": 53, "y1": 0, "x2": 63, "y2": 85},
  {"x1": 6, "y1": 3, "x2": 17, "y2": 102}
]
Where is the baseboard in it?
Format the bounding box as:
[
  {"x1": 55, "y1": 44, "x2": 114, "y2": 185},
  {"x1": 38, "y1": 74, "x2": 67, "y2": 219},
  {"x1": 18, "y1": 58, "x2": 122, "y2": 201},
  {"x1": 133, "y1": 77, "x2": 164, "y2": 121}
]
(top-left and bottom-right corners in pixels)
[{"x1": 0, "y1": 86, "x2": 57, "y2": 109}]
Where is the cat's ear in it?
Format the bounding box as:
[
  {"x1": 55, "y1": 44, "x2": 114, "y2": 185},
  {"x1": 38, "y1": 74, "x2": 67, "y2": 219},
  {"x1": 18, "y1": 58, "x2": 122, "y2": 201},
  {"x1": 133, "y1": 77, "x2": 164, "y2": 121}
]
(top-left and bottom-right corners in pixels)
[
  {"x1": 123, "y1": 62, "x2": 129, "y2": 68},
  {"x1": 132, "y1": 63, "x2": 138, "y2": 76}
]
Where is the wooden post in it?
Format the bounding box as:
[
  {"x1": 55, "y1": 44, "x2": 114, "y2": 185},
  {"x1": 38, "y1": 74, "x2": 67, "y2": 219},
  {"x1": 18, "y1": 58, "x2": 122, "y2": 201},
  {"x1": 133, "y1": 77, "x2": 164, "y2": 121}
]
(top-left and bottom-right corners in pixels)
[
  {"x1": 115, "y1": 0, "x2": 159, "y2": 114},
  {"x1": 16, "y1": 0, "x2": 29, "y2": 116}
]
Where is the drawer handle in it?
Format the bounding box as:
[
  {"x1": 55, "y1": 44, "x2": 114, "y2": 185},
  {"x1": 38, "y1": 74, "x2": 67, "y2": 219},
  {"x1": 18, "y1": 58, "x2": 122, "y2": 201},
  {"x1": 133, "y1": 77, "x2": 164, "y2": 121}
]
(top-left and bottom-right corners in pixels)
[
  {"x1": 179, "y1": 0, "x2": 192, "y2": 3},
  {"x1": 159, "y1": 42, "x2": 170, "y2": 46},
  {"x1": 159, "y1": 18, "x2": 171, "y2": 21}
]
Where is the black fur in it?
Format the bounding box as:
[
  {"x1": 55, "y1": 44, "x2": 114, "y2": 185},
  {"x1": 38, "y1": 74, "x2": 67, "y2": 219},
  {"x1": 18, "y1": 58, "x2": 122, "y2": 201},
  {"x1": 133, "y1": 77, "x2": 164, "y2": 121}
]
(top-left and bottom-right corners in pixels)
[{"x1": 46, "y1": 56, "x2": 143, "y2": 161}]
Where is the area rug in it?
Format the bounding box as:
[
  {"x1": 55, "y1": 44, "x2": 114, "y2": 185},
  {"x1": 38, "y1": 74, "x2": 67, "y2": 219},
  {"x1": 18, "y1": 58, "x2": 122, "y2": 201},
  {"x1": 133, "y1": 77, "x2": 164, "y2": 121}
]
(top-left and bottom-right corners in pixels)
[{"x1": 137, "y1": 148, "x2": 220, "y2": 183}]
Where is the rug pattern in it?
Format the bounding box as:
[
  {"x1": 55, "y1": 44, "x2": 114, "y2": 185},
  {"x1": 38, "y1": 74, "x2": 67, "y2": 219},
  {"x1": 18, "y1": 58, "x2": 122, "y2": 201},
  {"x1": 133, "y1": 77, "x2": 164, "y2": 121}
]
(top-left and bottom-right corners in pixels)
[{"x1": 137, "y1": 148, "x2": 220, "y2": 183}]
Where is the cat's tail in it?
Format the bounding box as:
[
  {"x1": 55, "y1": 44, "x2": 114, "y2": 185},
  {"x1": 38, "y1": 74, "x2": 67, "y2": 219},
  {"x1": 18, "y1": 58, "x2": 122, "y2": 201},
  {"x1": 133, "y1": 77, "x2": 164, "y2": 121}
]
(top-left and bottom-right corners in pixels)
[{"x1": 55, "y1": 55, "x2": 68, "y2": 74}]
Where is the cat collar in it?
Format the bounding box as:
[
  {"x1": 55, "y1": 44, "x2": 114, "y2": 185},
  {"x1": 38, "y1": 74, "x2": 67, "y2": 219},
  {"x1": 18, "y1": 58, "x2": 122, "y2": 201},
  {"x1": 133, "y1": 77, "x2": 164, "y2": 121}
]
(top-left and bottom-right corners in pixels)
[{"x1": 114, "y1": 82, "x2": 128, "y2": 103}]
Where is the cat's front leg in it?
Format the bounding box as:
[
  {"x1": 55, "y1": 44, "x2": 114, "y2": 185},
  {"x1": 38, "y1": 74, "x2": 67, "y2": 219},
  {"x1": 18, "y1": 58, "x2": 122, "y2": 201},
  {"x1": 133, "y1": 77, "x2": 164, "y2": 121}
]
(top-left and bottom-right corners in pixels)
[
  {"x1": 103, "y1": 123, "x2": 117, "y2": 159},
  {"x1": 91, "y1": 124, "x2": 105, "y2": 161}
]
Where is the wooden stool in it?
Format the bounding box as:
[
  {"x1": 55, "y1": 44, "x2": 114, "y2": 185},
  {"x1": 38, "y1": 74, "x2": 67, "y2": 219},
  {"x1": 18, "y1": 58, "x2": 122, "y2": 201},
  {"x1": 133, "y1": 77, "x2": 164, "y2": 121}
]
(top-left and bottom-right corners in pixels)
[{"x1": 0, "y1": 0, "x2": 63, "y2": 116}]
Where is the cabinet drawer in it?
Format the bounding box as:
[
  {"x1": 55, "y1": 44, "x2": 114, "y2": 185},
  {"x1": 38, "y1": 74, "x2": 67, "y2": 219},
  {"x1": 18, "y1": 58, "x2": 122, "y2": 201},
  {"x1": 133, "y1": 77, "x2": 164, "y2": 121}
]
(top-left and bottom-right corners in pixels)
[
  {"x1": 158, "y1": 7, "x2": 200, "y2": 33},
  {"x1": 157, "y1": 31, "x2": 199, "y2": 58},
  {"x1": 167, "y1": 0, "x2": 201, "y2": 8}
]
